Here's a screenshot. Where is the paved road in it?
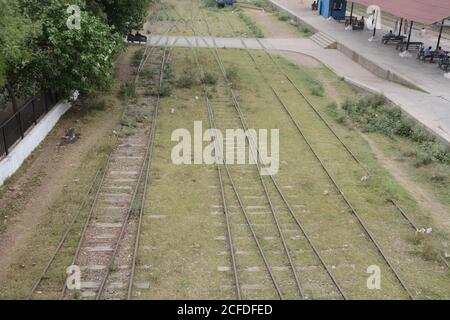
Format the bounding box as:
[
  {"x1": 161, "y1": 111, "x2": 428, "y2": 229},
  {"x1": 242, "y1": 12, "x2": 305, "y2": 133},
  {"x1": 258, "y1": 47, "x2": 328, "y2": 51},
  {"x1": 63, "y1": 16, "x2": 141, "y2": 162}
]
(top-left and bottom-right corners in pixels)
[{"x1": 144, "y1": 34, "x2": 450, "y2": 144}]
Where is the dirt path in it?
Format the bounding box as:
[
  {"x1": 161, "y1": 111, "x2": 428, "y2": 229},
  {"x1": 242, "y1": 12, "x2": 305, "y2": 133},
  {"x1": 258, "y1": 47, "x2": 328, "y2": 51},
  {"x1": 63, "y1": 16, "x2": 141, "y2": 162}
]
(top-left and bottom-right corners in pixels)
[
  {"x1": 362, "y1": 132, "x2": 450, "y2": 229},
  {"x1": 0, "y1": 49, "x2": 135, "y2": 283}
]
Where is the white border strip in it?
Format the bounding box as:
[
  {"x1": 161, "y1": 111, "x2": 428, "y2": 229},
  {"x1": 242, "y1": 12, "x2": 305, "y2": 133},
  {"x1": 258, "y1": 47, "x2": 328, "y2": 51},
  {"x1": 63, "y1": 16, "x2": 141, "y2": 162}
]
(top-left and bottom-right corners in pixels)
[{"x1": 0, "y1": 100, "x2": 72, "y2": 186}]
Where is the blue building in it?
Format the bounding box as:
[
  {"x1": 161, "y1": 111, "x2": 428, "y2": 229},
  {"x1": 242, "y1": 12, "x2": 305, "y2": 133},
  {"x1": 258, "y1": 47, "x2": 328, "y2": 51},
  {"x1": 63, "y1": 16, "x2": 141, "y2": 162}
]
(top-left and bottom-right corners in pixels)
[{"x1": 318, "y1": 0, "x2": 347, "y2": 19}]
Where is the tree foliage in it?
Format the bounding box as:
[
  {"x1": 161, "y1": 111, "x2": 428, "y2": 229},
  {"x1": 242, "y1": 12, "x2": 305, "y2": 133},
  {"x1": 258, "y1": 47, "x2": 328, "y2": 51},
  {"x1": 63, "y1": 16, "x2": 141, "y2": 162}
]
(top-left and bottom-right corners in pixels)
[
  {"x1": 1, "y1": 0, "x2": 149, "y2": 111},
  {"x1": 88, "y1": 0, "x2": 150, "y2": 35}
]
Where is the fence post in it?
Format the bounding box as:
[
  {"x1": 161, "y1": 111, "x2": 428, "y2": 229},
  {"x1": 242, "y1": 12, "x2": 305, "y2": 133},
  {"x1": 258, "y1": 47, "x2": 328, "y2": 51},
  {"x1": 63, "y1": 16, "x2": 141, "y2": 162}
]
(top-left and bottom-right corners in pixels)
[
  {"x1": 17, "y1": 112, "x2": 24, "y2": 139},
  {"x1": 44, "y1": 92, "x2": 49, "y2": 112},
  {"x1": 32, "y1": 99, "x2": 37, "y2": 124},
  {"x1": 2, "y1": 126, "x2": 8, "y2": 156}
]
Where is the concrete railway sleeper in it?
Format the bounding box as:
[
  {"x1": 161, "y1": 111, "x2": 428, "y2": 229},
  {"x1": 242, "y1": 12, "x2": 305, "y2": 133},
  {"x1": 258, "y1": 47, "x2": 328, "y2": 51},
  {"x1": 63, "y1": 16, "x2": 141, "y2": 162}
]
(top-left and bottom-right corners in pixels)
[
  {"x1": 188, "y1": 29, "x2": 286, "y2": 300},
  {"x1": 229, "y1": 35, "x2": 415, "y2": 299},
  {"x1": 187, "y1": 13, "x2": 348, "y2": 299}
]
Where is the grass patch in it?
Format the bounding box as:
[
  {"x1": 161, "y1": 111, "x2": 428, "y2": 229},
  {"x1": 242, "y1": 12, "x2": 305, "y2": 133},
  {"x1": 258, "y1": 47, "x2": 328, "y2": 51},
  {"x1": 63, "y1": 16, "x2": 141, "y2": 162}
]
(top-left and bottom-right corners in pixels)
[
  {"x1": 120, "y1": 82, "x2": 136, "y2": 100},
  {"x1": 237, "y1": 12, "x2": 264, "y2": 38},
  {"x1": 131, "y1": 48, "x2": 145, "y2": 67},
  {"x1": 342, "y1": 94, "x2": 450, "y2": 167}
]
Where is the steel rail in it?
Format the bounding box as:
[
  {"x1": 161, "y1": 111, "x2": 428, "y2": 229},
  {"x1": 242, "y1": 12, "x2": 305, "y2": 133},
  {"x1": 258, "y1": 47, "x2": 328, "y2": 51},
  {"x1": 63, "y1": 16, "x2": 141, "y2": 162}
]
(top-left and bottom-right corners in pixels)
[
  {"x1": 216, "y1": 14, "x2": 413, "y2": 299},
  {"x1": 126, "y1": 38, "x2": 172, "y2": 300},
  {"x1": 201, "y1": 14, "x2": 347, "y2": 300},
  {"x1": 205, "y1": 98, "x2": 242, "y2": 300},
  {"x1": 271, "y1": 85, "x2": 414, "y2": 299},
  {"x1": 60, "y1": 23, "x2": 170, "y2": 301},
  {"x1": 389, "y1": 199, "x2": 450, "y2": 269},
  {"x1": 59, "y1": 153, "x2": 114, "y2": 299},
  {"x1": 207, "y1": 97, "x2": 284, "y2": 300},
  {"x1": 96, "y1": 45, "x2": 172, "y2": 300},
  {"x1": 254, "y1": 37, "x2": 370, "y2": 176},
  {"x1": 189, "y1": 17, "x2": 286, "y2": 300},
  {"x1": 179, "y1": 21, "x2": 241, "y2": 300},
  {"x1": 28, "y1": 169, "x2": 102, "y2": 299}
]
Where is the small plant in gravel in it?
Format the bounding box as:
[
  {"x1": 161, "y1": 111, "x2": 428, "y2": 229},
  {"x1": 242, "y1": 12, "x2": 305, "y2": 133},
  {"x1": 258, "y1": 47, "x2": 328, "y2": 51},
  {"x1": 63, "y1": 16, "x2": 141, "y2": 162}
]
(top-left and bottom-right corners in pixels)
[
  {"x1": 277, "y1": 12, "x2": 290, "y2": 21},
  {"x1": 309, "y1": 79, "x2": 325, "y2": 97},
  {"x1": 325, "y1": 102, "x2": 346, "y2": 124},
  {"x1": 131, "y1": 49, "x2": 145, "y2": 67},
  {"x1": 237, "y1": 12, "x2": 264, "y2": 38},
  {"x1": 202, "y1": 72, "x2": 218, "y2": 86},
  {"x1": 120, "y1": 82, "x2": 136, "y2": 99}
]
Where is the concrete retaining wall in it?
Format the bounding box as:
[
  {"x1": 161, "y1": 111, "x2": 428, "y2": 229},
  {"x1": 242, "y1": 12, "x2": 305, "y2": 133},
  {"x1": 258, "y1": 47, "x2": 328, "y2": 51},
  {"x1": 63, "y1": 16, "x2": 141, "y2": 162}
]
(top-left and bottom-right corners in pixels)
[{"x1": 0, "y1": 100, "x2": 72, "y2": 186}]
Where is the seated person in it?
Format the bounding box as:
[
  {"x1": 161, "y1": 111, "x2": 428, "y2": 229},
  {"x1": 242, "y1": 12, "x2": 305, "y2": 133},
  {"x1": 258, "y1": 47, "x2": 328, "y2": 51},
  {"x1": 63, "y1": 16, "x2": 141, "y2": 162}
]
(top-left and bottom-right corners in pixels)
[
  {"x1": 436, "y1": 46, "x2": 445, "y2": 57},
  {"x1": 385, "y1": 30, "x2": 394, "y2": 37},
  {"x1": 423, "y1": 46, "x2": 433, "y2": 58},
  {"x1": 311, "y1": 1, "x2": 318, "y2": 10}
]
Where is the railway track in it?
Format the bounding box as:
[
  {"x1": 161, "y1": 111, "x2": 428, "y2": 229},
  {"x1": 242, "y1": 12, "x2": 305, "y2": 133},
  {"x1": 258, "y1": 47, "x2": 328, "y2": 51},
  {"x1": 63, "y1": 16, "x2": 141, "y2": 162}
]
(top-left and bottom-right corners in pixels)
[
  {"x1": 27, "y1": 11, "x2": 177, "y2": 299},
  {"x1": 61, "y1": 45, "x2": 171, "y2": 300},
  {"x1": 203, "y1": 13, "x2": 417, "y2": 299},
  {"x1": 175, "y1": 5, "x2": 346, "y2": 299}
]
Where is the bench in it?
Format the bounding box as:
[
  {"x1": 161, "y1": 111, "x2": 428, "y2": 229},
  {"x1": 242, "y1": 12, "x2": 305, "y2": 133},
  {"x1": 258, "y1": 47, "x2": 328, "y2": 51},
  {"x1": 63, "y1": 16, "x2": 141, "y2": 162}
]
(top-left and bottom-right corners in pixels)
[
  {"x1": 127, "y1": 33, "x2": 147, "y2": 44},
  {"x1": 395, "y1": 41, "x2": 423, "y2": 51},
  {"x1": 344, "y1": 16, "x2": 358, "y2": 27},
  {"x1": 382, "y1": 35, "x2": 405, "y2": 45},
  {"x1": 438, "y1": 56, "x2": 450, "y2": 71},
  {"x1": 352, "y1": 21, "x2": 365, "y2": 31}
]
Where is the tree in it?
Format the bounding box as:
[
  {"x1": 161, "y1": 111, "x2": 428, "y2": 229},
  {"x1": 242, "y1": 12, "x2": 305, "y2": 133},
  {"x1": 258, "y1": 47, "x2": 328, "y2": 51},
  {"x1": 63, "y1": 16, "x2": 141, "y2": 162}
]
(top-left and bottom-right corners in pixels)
[
  {"x1": 0, "y1": 0, "x2": 41, "y2": 112},
  {"x1": 20, "y1": 0, "x2": 123, "y2": 99},
  {"x1": 88, "y1": 0, "x2": 150, "y2": 35}
]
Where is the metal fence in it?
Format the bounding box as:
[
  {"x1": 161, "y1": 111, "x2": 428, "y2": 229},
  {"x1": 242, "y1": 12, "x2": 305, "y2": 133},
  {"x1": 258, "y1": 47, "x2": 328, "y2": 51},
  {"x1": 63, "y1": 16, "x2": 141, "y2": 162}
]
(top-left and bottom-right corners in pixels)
[{"x1": 0, "y1": 91, "x2": 59, "y2": 158}]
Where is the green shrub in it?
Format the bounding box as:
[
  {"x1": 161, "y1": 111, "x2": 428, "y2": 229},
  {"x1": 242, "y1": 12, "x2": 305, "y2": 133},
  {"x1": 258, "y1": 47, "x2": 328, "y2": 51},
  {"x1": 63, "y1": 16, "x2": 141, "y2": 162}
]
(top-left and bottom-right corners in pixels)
[
  {"x1": 120, "y1": 82, "x2": 136, "y2": 99},
  {"x1": 325, "y1": 102, "x2": 346, "y2": 124},
  {"x1": 147, "y1": 83, "x2": 173, "y2": 97},
  {"x1": 202, "y1": 72, "x2": 218, "y2": 85},
  {"x1": 177, "y1": 73, "x2": 198, "y2": 88},
  {"x1": 277, "y1": 12, "x2": 290, "y2": 21},
  {"x1": 226, "y1": 65, "x2": 239, "y2": 83},
  {"x1": 238, "y1": 12, "x2": 264, "y2": 38},
  {"x1": 309, "y1": 79, "x2": 325, "y2": 97},
  {"x1": 131, "y1": 49, "x2": 145, "y2": 67},
  {"x1": 342, "y1": 93, "x2": 450, "y2": 166}
]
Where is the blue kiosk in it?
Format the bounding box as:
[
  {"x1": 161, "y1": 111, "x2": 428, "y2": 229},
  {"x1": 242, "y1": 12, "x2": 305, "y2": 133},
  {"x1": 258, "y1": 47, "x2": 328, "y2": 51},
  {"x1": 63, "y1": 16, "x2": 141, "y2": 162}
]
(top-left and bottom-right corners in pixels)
[{"x1": 318, "y1": 0, "x2": 347, "y2": 20}]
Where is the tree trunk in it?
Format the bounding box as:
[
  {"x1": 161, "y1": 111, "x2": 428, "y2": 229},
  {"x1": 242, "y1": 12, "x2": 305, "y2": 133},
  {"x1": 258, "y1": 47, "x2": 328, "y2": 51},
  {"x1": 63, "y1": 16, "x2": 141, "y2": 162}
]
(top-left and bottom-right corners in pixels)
[{"x1": 5, "y1": 82, "x2": 18, "y2": 114}]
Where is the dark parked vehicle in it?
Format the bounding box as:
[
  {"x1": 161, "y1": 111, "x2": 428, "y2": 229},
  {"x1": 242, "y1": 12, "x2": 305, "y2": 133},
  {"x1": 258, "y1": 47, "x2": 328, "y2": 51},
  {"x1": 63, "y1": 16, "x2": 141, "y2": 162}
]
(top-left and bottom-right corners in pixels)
[
  {"x1": 127, "y1": 33, "x2": 147, "y2": 44},
  {"x1": 217, "y1": 0, "x2": 236, "y2": 8}
]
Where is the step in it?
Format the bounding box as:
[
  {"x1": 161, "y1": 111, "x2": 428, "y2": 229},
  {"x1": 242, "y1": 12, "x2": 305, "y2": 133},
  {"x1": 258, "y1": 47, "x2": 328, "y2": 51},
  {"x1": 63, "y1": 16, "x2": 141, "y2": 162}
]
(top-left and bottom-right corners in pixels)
[{"x1": 310, "y1": 32, "x2": 337, "y2": 49}]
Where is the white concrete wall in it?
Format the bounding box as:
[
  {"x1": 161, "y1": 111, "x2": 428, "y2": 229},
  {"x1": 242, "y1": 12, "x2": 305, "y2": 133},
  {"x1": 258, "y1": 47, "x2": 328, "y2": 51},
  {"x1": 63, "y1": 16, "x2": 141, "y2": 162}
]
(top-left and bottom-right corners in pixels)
[{"x1": 0, "y1": 100, "x2": 72, "y2": 186}]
